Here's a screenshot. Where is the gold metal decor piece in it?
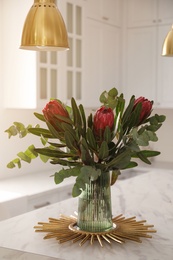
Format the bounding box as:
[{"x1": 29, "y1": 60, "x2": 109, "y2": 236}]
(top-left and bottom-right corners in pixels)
[{"x1": 34, "y1": 214, "x2": 156, "y2": 247}]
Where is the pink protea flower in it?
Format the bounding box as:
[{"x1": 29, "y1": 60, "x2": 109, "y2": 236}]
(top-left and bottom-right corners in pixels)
[
  {"x1": 43, "y1": 100, "x2": 70, "y2": 131},
  {"x1": 134, "y1": 97, "x2": 153, "y2": 124},
  {"x1": 93, "y1": 106, "x2": 114, "y2": 137}
]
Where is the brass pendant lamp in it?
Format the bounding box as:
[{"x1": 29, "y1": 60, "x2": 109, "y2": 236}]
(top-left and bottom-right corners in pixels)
[
  {"x1": 20, "y1": 0, "x2": 69, "y2": 51},
  {"x1": 162, "y1": 25, "x2": 173, "y2": 57}
]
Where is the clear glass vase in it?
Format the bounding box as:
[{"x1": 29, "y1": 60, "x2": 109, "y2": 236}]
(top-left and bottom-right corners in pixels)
[{"x1": 77, "y1": 171, "x2": 113, "y2": 232}]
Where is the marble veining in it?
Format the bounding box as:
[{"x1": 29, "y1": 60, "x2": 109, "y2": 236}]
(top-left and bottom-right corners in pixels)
[{"x1": 0, "y1": 169, "x2": 173, "y2": 260}]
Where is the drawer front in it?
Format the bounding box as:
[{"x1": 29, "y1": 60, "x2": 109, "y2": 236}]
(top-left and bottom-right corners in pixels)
[{"x1": 28, "y1": 185, "x2": 72, "y2": 211}]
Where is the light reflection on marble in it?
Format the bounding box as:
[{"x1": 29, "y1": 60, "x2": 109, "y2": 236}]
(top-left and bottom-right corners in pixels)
[
  {"x1": 0, "y1": 169, "x2": 173, "y2": 260},
  {"x1": 0, "y1": 248, "x2": 59, "y2": 260}
]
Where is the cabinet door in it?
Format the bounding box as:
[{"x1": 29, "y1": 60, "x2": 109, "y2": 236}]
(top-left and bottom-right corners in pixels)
[
  {"x1": 86, "y1": 0, "x2": 121, "y2": 26},
  {"x1": 101, "y1": 24, "x2": 121, "y2": 93},
  {"x1": 83, "y1": 19, "x2": 102, "y2": 107},
  {"x1": 86, "y1": 0, "x2": 102, "y2": 21},
  {"x1": 83, "y1": 19, "x2": 120, "y2": 107},
  {"x1": 124, "y1": 27, "x2": 157, "y2": 101},
  {"x1": 158, "y1": 0, "x2": 173, "y2": 25},
  {"x1": 127, "y1": 0, "x2": 157, "y2": 27},
  {"x1": 157, "y1": 24, "x2": 173, "y2": 107},
  {"x1": 101, "y1": 0, "x2": 121, "y2": 26}
]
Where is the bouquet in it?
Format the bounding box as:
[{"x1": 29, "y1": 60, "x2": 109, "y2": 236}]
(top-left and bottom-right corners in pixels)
[{"x1": 5, "y1": 88, "x2": 165, "y2": 197}]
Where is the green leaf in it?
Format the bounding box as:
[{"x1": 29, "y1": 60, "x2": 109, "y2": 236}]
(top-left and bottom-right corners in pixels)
[
  {"x1": 46, "y1": 122, "x2": 64, "y2": 139},
  {"x1": 79, "y1": 104, "x2": 86, "y2": 133},
  {"x1": 7, "y1": 161, "x2": 16, "y2": 168},
  {"x1": 86, "y1": 128, "x2": 97, "y2": 150},
  {"x1": 136, "y1": 151, "x2": 151, "y2": 164},
  {"x1": 7, "y1": 158, "x2": 21, "y2": 169},
  {"x1": 122, "y1": 96, "x2": 135, "y2": 130},
  {"x1": 54, "y1": 167, "x2": 81, "y2": 184},
  {"x1": 39, "y1": 154, "x2": 49, "y2": 163},
  {"x1": 108, "y1": 88, "x2": 118, "y2": 98},
  {"x1": 80, "y1": 138, "x2": 94, "y2": 164},
  {"x1": 106, "y1": 149, "x2": 131, "y2": 169},
  {"x1": 54, "y1": 114, "x2": 73, "y2": 125},
  {"x1": 28, "y1": 127, "x2": 53, "y2": 138},
  {"x1": 155, "y1": 114, "x2": 166, "y2": 123},
  {"x1": 87, "y1": 113, "x2": 93, "y2": 129},
  {"x1": 111, "y1": 170, "x2": 120, "y2": 185},
  {"x1": 72, "y1": 166, "x2": 102, "y2": 197},
  {"x1": 34, "y1": 112, "x2": 46, "y2": 122},
  {"x1": 99, "y1": 88, "x2": 118, "y2": 109},
  {"x1": 125, "y1": 161, "x2": 138, "y2": 169},
  {"x1": 62, "y1": 123, "x2": 79, "y2": 142},
  {"x1": 81, "y1": 166, "x2": 101, "y2": 181},
  {"x1": 17, "y1": 152, "x2": 31, "y2": 163},
  {"x1": 138, "y1": 150, "x2": 160, "y2": 158},
  {"x1": 72, "y1": 183, "x2": 83, "y2": 197},
  {"x1": 103, "y1": 126, "x2": 112, "y2": 143},
  {"x1": 98, "y1": 141, "x2": 109, "y2": 160},
  {"x1": 99, "y1": 91, "x2": 108, "y2": 104},
  {"x1": 34, "y1": 147, "x2": 74, "y2": 158},
  {"x1": 50, "y1": 159, "x2": 82, "y2": 167},
  {"x1": 64, "y1": 131, "x2": 78, "y2": 151},
  {"x1": 24, "y1": 145, "x2": 38, "y2": 159},
  {"x1": 5, "y1": 125, "x2": 18, "y2": 138},
  {"x1": 71, "y1": 98, "x2": 82, "y2": 128},
  {"x1": 146, "y1": 131, "x2": 158, "y2": 142}
]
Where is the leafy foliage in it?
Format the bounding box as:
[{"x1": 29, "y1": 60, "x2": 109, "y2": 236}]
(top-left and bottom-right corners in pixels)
[{"x1": 5, "y1": 88, "x2": 166, "y2": 197}]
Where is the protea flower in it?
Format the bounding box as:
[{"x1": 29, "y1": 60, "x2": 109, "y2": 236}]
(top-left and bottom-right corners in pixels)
[
  {"x1": 134, "y1": 97, "x2": 153, "y2": 124},
  {"x1": 43, "y1": 100, "x2": 70, "y2": 131},
  {"x1": 93, "y1": 106, "x2": 114, "y2": 138}
]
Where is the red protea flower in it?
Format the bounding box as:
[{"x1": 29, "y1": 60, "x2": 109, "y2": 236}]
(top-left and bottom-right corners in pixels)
[
  {"x1": 43, "y1": 100, "x2": 70, "y2": 131},
  {"x1": 93, "y1": 106, "x2": 114, "y2": 137},
  {"x1": 134, "y1": 97, "x2": 153, "y2": 124}
]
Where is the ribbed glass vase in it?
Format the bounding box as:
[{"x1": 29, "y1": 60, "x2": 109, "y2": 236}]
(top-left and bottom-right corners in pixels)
[{"x1": 77, "y1": 171, "x2": 113, "y2": 232}]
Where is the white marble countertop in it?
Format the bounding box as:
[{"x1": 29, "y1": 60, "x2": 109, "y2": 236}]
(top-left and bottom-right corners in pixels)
[{"x1": 0, "y1": 168, "x2": 173, "y2": 260}]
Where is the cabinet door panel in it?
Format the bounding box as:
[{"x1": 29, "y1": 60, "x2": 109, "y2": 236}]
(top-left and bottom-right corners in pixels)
[
  {"x1": 125, "y1": 27, "x2": 157, "y2": 101},
  {"x1": 157, "y1": 25, "x2": 173, "y2": 107},
  {"x1": 101, "y1": 25, "x2": 120, "y2": 93},
  {"x1": 83, "y1": 20, "x2": 102, "y2": 107},
  {"x1": 86, "y1": 0, "x2": 102, "y2": 21},
  {"x1": 102, "y1": 0, "x2": 121, "y2": 26},
  {"x1": 83, "y1": 19, "x2": 120, "y2": 107},
  {"x1": 86, "y1": 0, "x2": 121, "y2": 26},
  {"x1": 158, "y1": 0, "x2": 173, "y2": 25},
  {"x1": 127, "y1": 0, "x2": 157, "y2": 27}
]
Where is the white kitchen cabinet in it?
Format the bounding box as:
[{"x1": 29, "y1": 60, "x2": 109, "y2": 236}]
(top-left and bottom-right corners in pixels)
[
  {"x1": 124, "y1": 0, "x2": 173, "y2": 106},
  {"x1": 0, "y1": 195, "x2": 27, "y2": 221},
  {"x1": 127, "y1": 0, "x2": 173, "y2": 28},
  {"x1": 157, "y1": 25, "x2": 173, "y2": 107},
  {"x1": 83, "y1": 18, "x2": 121, "y2": 107},
  {"x1": 27, "y1": 185, "x2": 72, "y2": 211},
  {"x1": 124, "y1": 26, "x2": 157, "y2": 101},
  {"x1": 37, "y1": 0, "x2": 85, "y2": 107},
  {"x1": 86, "y1": 0, "x2": 121, "y2": 27}
]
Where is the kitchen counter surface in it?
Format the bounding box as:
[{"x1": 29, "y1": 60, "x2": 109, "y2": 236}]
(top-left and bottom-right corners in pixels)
[{"x1": 0, "y1": 168, "x2": 173, "y2": 260}]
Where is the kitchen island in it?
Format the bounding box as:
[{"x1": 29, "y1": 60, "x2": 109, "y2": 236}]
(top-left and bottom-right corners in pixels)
[{"x1": 0, "y1": 168, "x2": 173, "y2": 260}]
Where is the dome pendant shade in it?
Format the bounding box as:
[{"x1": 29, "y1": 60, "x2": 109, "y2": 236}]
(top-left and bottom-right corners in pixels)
[
  {"x1": 162, "y1": 25, "x2": 173, "y2": 57},
  {"x1": 20, "y1": 0, "x2": 69, "y2": 51}
]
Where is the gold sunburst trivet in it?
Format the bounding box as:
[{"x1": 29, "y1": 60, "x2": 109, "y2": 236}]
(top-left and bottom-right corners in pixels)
[{"x1": 34, "y1": 214, "x2": 156, "y2": 247}]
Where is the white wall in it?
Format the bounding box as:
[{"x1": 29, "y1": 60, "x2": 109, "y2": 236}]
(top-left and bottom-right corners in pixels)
[{"x1": 1, "y1": 0, "x2": 36, "y2": 109}]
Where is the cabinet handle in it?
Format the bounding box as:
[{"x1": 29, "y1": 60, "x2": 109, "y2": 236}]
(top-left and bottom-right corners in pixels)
[
  {"x1": 158, "y1": 19, "x2": 162, "y2": 23},
  {"x1": 34, "y1": 201, "x2": 51, "y2": 209},
  {"x1": 102, "y1": 16, "x2": 109, "y2": 21},
  {"x1": 153, "y1": 19, "x2": 156, "y2": 23}
]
